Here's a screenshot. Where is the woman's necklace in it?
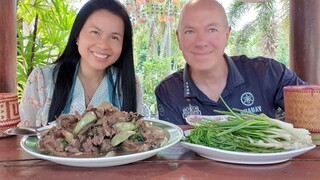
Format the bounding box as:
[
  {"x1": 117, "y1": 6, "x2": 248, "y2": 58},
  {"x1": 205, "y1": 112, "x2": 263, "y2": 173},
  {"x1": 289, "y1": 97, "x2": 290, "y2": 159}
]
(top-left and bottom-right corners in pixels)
[
  {"x1": 85, "y1": 93, "x2": 93, "y2": 107},
  {"x1": 82, "y1": 76, "x2": 104, "y2": 107}
]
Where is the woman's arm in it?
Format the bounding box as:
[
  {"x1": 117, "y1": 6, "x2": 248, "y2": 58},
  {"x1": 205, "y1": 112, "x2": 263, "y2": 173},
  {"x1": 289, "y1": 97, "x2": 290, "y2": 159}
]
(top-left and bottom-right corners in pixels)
[{"x1": 19, "y1": 67, "x2": 49, "y2": 127}]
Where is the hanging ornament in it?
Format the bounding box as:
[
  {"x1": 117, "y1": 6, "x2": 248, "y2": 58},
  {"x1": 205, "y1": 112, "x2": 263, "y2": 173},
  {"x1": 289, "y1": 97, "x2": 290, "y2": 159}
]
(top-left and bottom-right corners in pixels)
[
  {"x1": 139, "y1": 17, "x2": 147, "y2": 23},
  {"x1": 238, "y1": 0, "x2": 268, "y2": 2},
  {"x1": 127, "y1": 4, "x2": 133, "y2": 11},
  {"x1": 140, "y1": 0, "x2": 146, "y2": 5},
  {"x1": 159, "y1": 13, "x2": 165, "y2": 22},
  {"x1": 166, "y1": 16, "x2": 174, "y2": 22},
  {"x1": 172, "y1": 0, "x2": 179, "y2": 5}
]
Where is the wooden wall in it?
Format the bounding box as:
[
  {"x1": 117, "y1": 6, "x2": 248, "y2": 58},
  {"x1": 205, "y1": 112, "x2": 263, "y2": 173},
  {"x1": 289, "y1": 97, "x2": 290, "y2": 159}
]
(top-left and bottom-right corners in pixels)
[
  {"x1": 290, "y1": 0, "x2": 320, "y2": 84},
  {"x1": 0, "y1": 0, "x2": 17, "y2": 93}
]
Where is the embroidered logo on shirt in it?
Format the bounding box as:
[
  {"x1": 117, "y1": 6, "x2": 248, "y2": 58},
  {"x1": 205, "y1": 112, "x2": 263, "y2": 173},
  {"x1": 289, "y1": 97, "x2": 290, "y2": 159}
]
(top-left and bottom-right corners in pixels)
[
  {"x1": 182, "y1": 104, "x2": 201, "y2": 119},
  {"x1": 240, "y1": 92, "x2": 254, "y2": 106},
  {"x1": 158, "y1": 104, "x2": 165, "y2": 116},
  {"x1": 243, "y1": 106, "x2": 262, "y2": 114}
]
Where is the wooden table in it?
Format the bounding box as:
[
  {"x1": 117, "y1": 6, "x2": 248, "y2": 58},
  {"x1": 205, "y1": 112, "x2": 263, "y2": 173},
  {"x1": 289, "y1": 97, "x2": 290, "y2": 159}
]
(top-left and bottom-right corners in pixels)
[{"x1": 1, "y1": 127, "x2": 320, "y2": 180}]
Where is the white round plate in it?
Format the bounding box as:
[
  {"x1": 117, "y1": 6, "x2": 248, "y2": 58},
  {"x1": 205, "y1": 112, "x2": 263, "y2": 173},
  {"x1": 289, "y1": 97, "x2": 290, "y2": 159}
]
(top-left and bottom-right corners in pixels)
[
  {"x1": 185, "y1": 115, "x2": 229, "y2": 126},
  {"x1": 20, "y1": 119, "x2": 183, "y2": 167},
  {"x1": 180, "y1": 130, "x2": 316, "y2": 164}
]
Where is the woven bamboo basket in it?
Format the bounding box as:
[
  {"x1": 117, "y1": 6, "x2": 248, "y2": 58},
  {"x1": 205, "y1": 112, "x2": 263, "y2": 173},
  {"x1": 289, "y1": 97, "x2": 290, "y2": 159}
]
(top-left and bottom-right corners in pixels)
[
  {"x1": 284, "y1": 85, "x2": 320, "y2": 132},
  {"x1": 0, "y1": 93, "x2": 20, "y2": 129}
]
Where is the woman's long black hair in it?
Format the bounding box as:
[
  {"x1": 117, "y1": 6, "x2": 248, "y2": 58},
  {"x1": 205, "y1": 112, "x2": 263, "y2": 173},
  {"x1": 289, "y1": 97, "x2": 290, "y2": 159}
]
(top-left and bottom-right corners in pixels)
[{"x1": 48, "y1": 0, "x2": 137, "y2": 122}]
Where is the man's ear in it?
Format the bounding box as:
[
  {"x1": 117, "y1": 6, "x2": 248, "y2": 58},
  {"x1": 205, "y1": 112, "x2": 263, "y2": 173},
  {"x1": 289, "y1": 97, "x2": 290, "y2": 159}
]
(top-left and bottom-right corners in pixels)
[{"x1": 226, "y1": 26, "x2": 231, "y2": 39}]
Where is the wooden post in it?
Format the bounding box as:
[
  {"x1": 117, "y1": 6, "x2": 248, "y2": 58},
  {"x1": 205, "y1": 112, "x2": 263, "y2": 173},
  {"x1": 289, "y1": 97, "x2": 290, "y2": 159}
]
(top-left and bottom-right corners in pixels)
[
  {"x1": 0, "y1": 0, "x2": 17, "y2": 93},
  {"x1": 290, "y1": 0, "x2": 320, "y2": 84}
]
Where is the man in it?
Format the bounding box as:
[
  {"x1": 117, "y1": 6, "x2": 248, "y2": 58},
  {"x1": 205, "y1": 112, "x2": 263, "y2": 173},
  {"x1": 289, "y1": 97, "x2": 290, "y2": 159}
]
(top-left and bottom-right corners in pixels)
[{"x1": 155, "y1": 0, "x2": 307, "y2": 125}]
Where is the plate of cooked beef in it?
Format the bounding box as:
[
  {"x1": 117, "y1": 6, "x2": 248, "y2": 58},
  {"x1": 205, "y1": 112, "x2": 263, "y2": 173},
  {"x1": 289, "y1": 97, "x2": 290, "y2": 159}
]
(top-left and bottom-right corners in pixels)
[{"x1": 20, "y1": 102, "x2": 183, "y2": 167}]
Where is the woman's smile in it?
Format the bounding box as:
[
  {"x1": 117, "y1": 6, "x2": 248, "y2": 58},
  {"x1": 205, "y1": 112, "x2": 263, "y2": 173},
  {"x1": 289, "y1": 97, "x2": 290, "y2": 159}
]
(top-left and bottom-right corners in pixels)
[{"x1": 92, "y1": 51, "x2": 109, "y2": 59}]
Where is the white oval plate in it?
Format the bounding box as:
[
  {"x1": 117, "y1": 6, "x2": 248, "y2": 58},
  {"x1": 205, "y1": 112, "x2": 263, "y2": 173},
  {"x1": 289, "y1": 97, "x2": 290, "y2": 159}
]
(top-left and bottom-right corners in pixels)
[
  {"x1": 180, "y1": 130, "x2": 316, "y2": 164},
  {"x1": 186, "y1": 115, "x2": 229, "y2": 126},
  {"x1": 20, "y1": 119, "x2": 183, "y2": 167}
]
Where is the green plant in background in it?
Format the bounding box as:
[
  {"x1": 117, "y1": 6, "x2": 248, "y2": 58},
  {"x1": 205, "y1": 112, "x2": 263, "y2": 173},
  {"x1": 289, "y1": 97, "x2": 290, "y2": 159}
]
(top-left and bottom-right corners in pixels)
[
  {"x1": 16, "y1": 0, "x2": 78, "y2": 99},
  {"x1": 133, "y1": 22, "x2": 184, "y2": 117},
  {"x1": 140, "y1": 56, "x2": 171, "y2": 116},
  {"x1": 227, "y1": 0, "x2": 289, "y2": 66},
  {"x1": 130, "y1": 0, "x2": 185, "y2": 117}
]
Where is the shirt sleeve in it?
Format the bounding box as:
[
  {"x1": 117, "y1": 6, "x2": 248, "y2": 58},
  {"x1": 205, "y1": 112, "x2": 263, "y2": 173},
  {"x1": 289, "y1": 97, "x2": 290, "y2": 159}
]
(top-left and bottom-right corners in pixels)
[
  {"x1": 19, "y1": 67, "x2": 48, "y2": 127},
  {"x1": 155, "y1": 83, "x2": 186, "y2": 125},
  {"x1": 270, "y1": 60, "x2": 308, "y2": 110}
]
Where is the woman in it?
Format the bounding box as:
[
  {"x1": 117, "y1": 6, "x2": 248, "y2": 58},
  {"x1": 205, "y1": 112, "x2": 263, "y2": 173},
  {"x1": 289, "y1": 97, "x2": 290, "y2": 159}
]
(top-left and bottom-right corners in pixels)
[{"x1": 19, "y1": 0, "x2": 142, "y2": 127}]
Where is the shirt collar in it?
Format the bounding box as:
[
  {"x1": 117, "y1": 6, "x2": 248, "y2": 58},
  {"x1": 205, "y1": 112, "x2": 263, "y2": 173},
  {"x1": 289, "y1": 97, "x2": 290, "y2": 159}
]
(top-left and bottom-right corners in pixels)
[{"x1": 183, "y1": 54, "x2": 245, "y2": 98}]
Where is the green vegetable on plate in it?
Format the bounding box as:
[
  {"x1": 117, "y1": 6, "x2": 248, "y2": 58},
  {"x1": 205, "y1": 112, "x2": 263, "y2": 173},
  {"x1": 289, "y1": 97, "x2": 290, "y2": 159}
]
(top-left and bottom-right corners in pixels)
[{"x1": 182, "y1": 97, "x2": 314, "y2": 153}]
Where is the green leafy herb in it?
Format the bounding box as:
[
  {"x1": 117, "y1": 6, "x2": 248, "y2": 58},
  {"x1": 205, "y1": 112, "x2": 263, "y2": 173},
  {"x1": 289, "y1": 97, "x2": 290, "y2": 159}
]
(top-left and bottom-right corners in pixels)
[{"x1": 182, "y1": 97, "x2": 313, "y2": 153}]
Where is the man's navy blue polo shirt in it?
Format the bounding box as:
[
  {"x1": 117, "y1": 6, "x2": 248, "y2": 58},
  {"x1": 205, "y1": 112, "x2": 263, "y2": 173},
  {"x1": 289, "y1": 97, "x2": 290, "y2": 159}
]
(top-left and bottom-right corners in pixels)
[{"x1": 155, "y1": 54, "x2": 307, "y2": 125}]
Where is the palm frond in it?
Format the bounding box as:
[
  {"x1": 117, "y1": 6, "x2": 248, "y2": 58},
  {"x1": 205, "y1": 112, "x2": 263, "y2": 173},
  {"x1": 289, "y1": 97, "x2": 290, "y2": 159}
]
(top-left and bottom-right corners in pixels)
[
  {"x1": 227, "y1": 0, "x2": 288, "y2": 60},
  {"x1": 228, "y1": 2, "x2": 252, "y2": 27}
]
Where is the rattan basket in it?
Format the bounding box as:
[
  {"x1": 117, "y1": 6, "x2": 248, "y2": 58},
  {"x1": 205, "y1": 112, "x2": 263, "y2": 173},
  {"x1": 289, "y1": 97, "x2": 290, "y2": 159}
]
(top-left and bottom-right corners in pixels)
[
  {"x1": 0, "y1": 93, "x2": 20, "y2": 129},
  {"x1": 284, "y1": 85, "x2": 320, "y2": 132}
]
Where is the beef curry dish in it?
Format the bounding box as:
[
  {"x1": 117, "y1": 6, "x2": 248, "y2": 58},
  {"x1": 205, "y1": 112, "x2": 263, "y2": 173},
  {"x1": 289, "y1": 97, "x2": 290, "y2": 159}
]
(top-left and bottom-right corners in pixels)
[{"x1": 37, "y1": 102, "x2": 169, "y2": 157}]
